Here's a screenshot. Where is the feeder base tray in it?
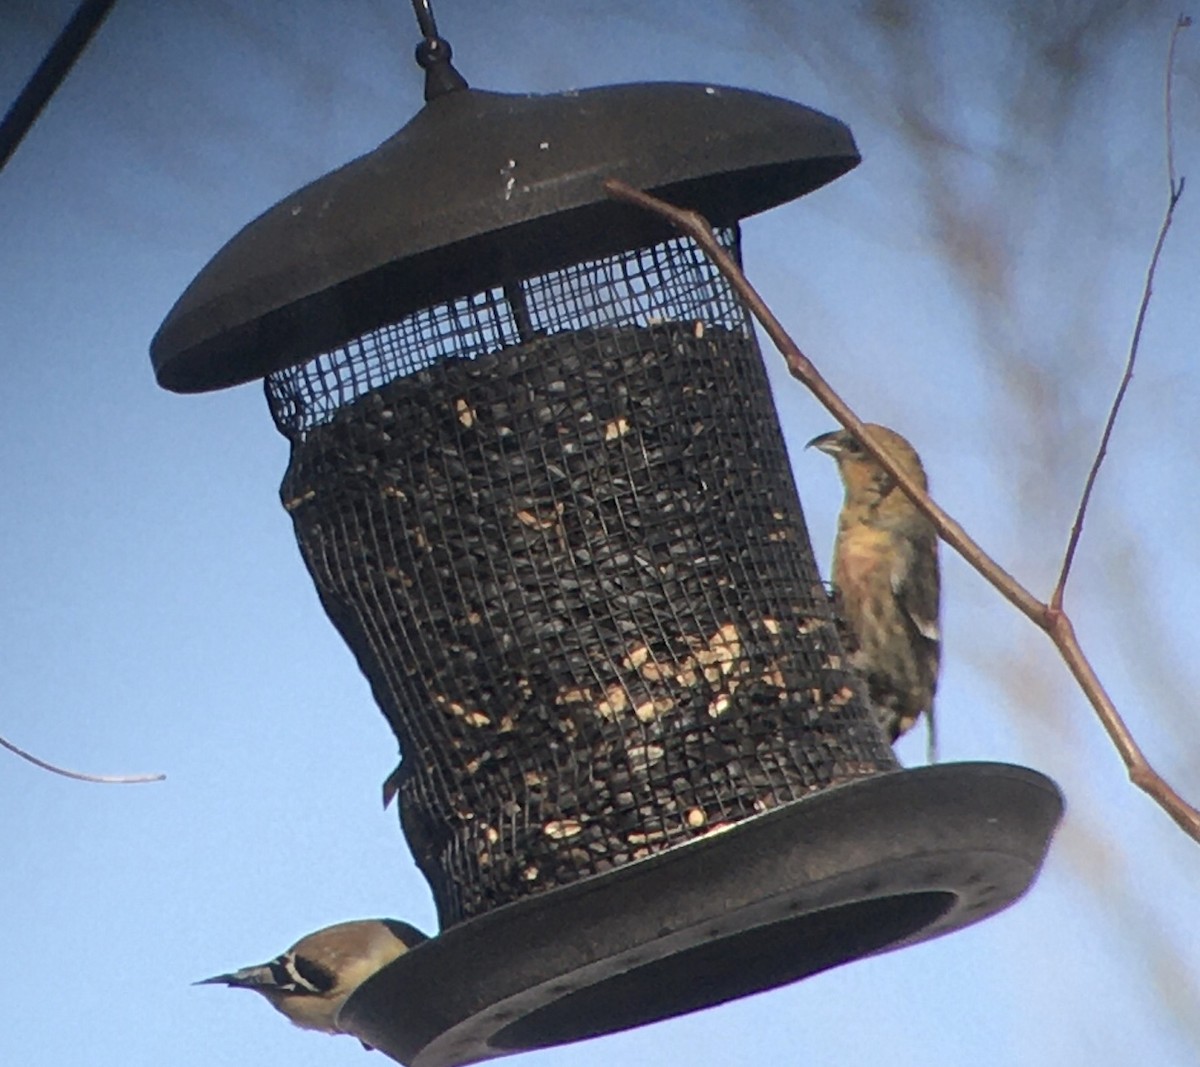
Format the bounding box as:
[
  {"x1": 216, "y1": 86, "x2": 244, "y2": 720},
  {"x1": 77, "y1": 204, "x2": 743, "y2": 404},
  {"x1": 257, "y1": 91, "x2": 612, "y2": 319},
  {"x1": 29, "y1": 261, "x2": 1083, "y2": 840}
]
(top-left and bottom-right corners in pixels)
[{"x1": 340, "y1": 761, "x2": 1062, "y2": 1066}]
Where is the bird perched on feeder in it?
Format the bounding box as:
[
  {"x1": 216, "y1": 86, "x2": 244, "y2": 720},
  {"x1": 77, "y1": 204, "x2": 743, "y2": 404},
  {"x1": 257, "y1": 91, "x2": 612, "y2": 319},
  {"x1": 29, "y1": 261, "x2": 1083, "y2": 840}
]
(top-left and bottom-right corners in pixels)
[
  {"x1": 196, "y1": 918, "x2": 428, "y2": 1044},
  {"x1": 807, "y1": 423, "x2": 940, "y2": 760}
]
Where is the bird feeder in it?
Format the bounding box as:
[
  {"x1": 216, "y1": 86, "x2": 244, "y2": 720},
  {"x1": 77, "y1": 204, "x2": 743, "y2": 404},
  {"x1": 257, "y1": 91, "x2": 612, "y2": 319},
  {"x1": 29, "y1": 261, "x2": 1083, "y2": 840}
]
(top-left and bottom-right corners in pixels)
[{"x1": 152, "y1": 6, "x2": 1061, "y2": 1065}]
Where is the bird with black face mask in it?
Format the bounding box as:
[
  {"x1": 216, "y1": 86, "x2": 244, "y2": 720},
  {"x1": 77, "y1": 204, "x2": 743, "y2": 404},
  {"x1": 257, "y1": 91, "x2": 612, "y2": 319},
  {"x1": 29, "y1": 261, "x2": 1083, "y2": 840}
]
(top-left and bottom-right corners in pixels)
[
  {"x1": 196, "y1": 918, "x2": 428, "y2": 1045},
  {"x1": 808, "y1": 423, "x2": 940, "y2": 761}
]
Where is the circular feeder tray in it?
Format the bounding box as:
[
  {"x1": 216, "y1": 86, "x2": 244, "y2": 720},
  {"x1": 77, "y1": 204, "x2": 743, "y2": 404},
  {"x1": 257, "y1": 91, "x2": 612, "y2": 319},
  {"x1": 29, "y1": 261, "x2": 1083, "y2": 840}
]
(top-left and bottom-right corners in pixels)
[{"x1": 341, "y1": 762, "x2": 1062, "y2": 1065}]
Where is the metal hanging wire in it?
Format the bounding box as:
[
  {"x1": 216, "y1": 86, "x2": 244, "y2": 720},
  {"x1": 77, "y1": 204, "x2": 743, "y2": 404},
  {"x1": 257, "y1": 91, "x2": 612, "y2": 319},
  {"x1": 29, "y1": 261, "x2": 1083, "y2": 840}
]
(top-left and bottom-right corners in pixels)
[
  {"x1": 411, "y1": 0, "x2": 440, "y2": 41},
  {"x1": 408, "y1": 0, "x2": 467, "y2": 101},
  {"x1": 0, "y1": 0, "x2": 119, "y2": 173}
]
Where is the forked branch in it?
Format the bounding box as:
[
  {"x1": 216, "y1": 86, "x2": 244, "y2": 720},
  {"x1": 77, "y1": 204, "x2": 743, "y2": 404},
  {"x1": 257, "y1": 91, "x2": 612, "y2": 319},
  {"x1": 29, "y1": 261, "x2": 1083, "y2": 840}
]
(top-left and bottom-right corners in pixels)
[{"x1": 1051, "y1": 13, "x2": 1192, "y2": 611}]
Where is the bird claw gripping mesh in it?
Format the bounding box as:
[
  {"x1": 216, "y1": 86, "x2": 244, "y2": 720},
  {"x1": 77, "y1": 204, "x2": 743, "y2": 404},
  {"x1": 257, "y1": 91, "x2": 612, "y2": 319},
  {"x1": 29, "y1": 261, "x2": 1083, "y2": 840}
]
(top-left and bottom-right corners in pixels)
[{"x1": 266, "y1": 228, "x2": 897, "y2": 927}]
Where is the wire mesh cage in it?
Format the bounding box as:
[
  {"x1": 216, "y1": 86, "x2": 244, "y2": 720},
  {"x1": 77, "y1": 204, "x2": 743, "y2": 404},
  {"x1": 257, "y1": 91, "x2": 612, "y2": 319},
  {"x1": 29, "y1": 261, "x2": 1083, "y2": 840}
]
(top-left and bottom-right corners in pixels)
[{"x1": 267, "y1": 226, "x2": 898, "y2": 927}]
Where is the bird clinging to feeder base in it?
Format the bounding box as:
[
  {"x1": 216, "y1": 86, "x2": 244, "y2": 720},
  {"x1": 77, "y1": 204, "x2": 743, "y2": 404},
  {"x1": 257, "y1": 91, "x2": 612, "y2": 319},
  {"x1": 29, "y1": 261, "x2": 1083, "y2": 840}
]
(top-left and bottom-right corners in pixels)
[
  {"x1": 808, "y1": 424, "x2": 940, "y2": 760},
  {"x1": 196, "y1": 919, "x2": 428, "y2": 1045}
]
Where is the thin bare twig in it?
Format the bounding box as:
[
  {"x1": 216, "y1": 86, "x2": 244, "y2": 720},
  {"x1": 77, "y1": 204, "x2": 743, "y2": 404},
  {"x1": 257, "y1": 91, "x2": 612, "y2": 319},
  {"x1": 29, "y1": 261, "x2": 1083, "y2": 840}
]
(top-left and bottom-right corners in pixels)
[
  {"x1": 1051, "y1": 13, "x2": 1191, "y2": 611},
  {"x1": 0, "y1": 731, "x2": 165, "y2": 785},
  {"x1": 602, "y1": 176, "x2": 1200, "y2": 844},
  {"x1": 1166, "y1": 15, "x2": 1192, "y2": 198}
]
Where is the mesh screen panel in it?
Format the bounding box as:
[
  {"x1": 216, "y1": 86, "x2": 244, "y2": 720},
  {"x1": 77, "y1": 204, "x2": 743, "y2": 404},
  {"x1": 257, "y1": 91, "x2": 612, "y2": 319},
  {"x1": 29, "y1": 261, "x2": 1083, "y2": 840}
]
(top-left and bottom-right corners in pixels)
[{"x1": 267, "y1": 228, "x2": 898, "y2": 927}]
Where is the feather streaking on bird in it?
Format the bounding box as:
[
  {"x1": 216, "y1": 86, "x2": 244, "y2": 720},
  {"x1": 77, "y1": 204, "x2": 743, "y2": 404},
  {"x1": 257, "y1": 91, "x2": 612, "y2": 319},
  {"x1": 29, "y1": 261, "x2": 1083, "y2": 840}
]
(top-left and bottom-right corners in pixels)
[
  {"x1": 196, "y1": 918, "x2": 428, "y2": 1045},
  {"x1": 808, "y1": 423, "x2": 940, "y2": 761}
]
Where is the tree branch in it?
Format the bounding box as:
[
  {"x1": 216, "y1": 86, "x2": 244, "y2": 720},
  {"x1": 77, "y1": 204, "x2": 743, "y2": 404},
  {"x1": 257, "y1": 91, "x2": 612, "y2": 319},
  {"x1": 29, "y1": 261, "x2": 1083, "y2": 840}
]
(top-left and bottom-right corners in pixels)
[
  {"x1": 1166, "y1": 15, "x2": 1192, "y2": 199},
  {"x1": 602, "y1": 175, "x2": 1200, "y2": 845},
  {"x1": 0, "y1": 731, "x2": 165, "y2": 785},
  {"x1": 1051, "y1": 13, "x2": 1191, "y2": 611}
]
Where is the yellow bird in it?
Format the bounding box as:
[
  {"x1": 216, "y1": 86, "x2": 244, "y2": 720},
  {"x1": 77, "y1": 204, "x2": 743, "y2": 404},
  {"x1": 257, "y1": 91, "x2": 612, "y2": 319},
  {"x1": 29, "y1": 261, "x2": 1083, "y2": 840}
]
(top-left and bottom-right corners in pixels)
[{"x1": 809, "y1": 424, "x2": 940, "y2": 760}]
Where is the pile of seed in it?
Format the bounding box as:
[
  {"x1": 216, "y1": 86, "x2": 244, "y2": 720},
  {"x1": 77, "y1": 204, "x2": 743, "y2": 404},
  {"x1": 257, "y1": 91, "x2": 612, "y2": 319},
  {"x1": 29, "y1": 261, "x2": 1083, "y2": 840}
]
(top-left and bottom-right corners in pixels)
[{"x1": 281, "y1": 321, "x2": 897, "y2": 926}]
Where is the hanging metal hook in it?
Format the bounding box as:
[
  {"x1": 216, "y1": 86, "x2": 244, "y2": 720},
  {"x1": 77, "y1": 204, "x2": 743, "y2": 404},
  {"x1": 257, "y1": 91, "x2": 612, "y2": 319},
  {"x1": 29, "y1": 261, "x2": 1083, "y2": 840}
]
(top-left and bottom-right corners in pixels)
[
  {"x1": 411, "y1": 0, "x2": 439, "y2": 41},
  {"x1": 409, "y1": 0, "x2": 468, "y2": 101}
]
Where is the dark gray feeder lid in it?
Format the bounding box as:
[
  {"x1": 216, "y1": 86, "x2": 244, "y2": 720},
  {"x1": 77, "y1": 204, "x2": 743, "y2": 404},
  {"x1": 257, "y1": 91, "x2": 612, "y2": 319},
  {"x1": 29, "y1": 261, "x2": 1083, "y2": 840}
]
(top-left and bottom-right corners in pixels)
[
  {"x1": 341, "y1": 763, "x2": 1062, "y2": 1066},
  {"x1": 150, "y1": 79, "x2": 860, "y2": 392}
]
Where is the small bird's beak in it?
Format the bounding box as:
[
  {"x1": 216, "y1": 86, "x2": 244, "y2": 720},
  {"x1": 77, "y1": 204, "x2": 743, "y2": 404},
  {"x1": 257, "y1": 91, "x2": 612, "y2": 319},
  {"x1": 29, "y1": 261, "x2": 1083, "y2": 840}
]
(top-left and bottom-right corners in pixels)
[
  {"x1": 193, "y1": 965, "x2": 272, "y2": 989},
  {"x1": 194, "y1": 973, "x2": 235, "y2": 987},
  {"x1": 806, "y1": 430, "x2": 842, "y2": 455}
]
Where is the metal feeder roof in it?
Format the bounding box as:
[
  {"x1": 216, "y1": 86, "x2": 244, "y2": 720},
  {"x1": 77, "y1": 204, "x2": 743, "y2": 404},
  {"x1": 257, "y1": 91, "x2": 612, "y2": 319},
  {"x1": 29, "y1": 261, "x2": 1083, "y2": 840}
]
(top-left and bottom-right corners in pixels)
[
  {"x1": 150, "y1": 78, "x2": 859, "y2": 393},
  {"x1": 341, "y1": 764, "x2": 1062, "y2": 1066}
]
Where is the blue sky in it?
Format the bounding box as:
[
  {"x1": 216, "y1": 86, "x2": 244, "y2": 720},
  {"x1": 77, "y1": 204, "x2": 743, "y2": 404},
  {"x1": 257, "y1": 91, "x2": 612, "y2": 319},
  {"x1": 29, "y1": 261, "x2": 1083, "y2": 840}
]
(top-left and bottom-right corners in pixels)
[{"x1": 3, "y1": 3, "x2": 1199, "y2": 1065}]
